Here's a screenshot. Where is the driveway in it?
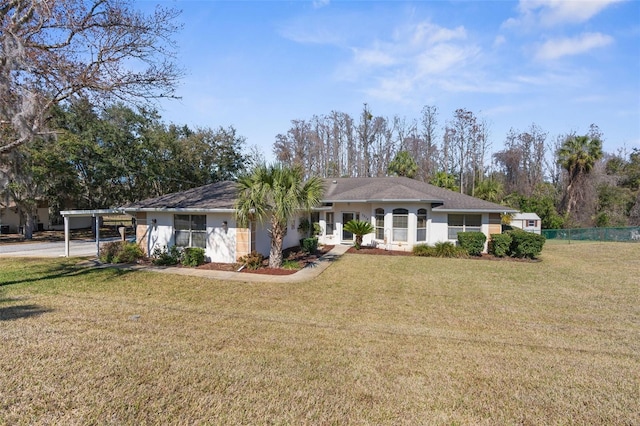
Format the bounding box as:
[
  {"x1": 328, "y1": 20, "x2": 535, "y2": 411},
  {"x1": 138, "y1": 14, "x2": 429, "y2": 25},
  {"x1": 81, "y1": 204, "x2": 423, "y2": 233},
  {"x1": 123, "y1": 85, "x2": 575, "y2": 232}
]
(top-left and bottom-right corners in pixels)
[{"x1": 0, "y1": 239, "x2": 117, "y2": 258}]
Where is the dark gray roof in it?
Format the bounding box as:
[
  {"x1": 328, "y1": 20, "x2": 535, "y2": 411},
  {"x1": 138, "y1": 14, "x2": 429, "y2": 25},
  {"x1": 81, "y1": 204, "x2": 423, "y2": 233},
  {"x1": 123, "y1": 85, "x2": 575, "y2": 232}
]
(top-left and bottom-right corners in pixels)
[
  {"x1": 322, "y1": 177, "x2": 516, "y2": 212},
  {"x1": 122, "y1": 177, "x2": 515, "y2": 213},
  {"x1": 123, "y1": 181, "x2": 238, "y2": 211}
]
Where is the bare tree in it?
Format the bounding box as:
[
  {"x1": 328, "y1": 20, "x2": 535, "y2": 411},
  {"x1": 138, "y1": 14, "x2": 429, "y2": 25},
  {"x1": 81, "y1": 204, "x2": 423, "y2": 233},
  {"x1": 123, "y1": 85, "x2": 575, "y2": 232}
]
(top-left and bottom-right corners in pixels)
[
  {"x1": 494, "y1": 123, "x2": 547, "y2": 196},
  {"x1": 419, "y1": 105, "x2": 439, "y2": 181},
  {"x1": 445, "y1": 109, "x2": 484, "y2": 194},
  {"x1": 0, "y1": 0, "x2": 182, "y2": 154}
]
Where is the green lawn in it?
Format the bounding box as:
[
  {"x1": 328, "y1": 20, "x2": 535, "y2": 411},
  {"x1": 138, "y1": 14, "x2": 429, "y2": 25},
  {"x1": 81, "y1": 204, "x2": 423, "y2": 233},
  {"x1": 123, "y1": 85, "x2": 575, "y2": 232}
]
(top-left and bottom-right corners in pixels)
[{"x1": 1, "y1": 242, "x2": 638, "y2": 424}]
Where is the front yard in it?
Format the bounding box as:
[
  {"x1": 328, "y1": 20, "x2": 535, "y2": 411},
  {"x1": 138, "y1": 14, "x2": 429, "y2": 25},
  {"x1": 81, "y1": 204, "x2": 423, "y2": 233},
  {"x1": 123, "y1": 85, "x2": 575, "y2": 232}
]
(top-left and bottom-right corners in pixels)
[{"x1": 0, "y1": 242, "x2": 638, "y2": 424}]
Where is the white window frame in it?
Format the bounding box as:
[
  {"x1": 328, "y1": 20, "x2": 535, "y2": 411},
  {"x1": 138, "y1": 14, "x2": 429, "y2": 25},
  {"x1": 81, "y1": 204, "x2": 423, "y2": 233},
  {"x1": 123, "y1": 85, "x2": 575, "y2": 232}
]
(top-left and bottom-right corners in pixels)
[
  {"x1": 448, "y1": 214, "x2": 481, "y2": 240},
  {"x1": 174, "y1": 214, "x2": 207, "y2": 248},
  {"x1": 416, "y1": 208, "x2": 427, "y2": 242},
  {"x1": 392, "y1": 208, "x2": 408, "y2": 242},
  {"x1": 375, "y1": 208, "x2": 385, "y2": 240}
]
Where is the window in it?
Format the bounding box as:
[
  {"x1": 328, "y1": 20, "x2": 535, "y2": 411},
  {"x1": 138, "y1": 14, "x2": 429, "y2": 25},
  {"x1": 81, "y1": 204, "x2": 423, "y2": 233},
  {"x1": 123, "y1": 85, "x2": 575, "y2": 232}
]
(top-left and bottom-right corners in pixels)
[
  {"x1": 311, "y1": 212, "x2": 320, "y2": 227},
  {"x1": 326, "y1": 212, "x2": 334, "y2": 235},
  {"x1": 448, "y1": 214, "x2": 481, "y2": 240},
  {"x1": 175, "y1": 214, "x2": 206, "y2": 248},
  {"x1": 375, "y1": 208, "x2": 385, "y2": 240},
  {"x1": 416, "y1": 208, "x2": 427, "y2": 241},
  {"x1": 527, "y1": 220, "x2": 537, "y2": 227},
  {"x1": 392, "y1": 208, "x2": 408, "y2": 242}
]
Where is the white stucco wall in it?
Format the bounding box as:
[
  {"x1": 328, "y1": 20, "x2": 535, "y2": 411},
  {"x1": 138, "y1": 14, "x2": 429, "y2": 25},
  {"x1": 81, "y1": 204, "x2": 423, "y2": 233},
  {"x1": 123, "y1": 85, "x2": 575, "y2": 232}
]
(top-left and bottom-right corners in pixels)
[
  {"x1": 142, "y1": 212, "x2": 239, "y2": 263},
  {"x1": 316, "y1": 205, "x2": 495, "y2": 252}
]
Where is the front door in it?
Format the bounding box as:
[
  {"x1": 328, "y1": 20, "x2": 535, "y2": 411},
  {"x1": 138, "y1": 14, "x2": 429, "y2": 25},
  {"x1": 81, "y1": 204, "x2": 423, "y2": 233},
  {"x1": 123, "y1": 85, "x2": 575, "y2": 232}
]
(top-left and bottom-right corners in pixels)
[{"x1": 342, "y1": 212, "x2": 359, "y2": 241}]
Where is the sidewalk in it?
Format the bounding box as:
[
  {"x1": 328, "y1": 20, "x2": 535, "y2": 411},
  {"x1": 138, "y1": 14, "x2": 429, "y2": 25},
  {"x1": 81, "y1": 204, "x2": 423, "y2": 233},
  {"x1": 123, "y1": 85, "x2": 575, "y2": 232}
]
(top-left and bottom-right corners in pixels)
[{"x1": 81, "y1": 245, "x2": 350, "y2": 283}]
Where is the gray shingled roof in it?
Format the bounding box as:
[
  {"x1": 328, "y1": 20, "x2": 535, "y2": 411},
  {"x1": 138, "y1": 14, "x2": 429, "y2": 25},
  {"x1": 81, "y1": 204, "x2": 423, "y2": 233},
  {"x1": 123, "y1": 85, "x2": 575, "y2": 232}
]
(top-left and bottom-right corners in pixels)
[
  {"x1": 122, "y1": 177, "x2": 516, "y2": 213},
  {"x1": 122, "y1": 180, "x2": 238, "y2": 211},
  {"x1": 322, "y1": 177, "x2": 516, "y2": 212}
]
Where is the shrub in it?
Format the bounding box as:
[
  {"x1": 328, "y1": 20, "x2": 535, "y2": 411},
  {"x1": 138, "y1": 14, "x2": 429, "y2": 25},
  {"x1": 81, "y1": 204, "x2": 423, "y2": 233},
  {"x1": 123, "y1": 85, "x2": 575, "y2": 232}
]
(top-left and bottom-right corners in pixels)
[
  {"x1": 488, "y1": 233, "x2": 512, "y2": 257},
  {"x1": 152, "y1": 245, "x2": 182, "y2": 266},
  {"x1": 413, "y1": 242, "x2": 467, "y2": 258},
  {"x1": 117, "y1": 242, "x2": 144, "y2": 263},
  {"x1": 281, "y1": 259, "x2": 302, "y2": 270},
  {"x1": 182, "y1": 247, "x2": 205, "y2": 267},
  {"x1": 99, "y1": 241, "x2": 121, "y2": 263},
  {"x1": 434, "y1": 241, "x2": 468, "y2": 258},
  {"x1": 342, "y1": 219, "x2": 374, "y2": 249},
  {"x1": 300, "y1": 237, "x2": 318, "y2": 254},
  {"x1": 238, "y1": 251, "x2": 264, "y2": 270},
  {"x1": 413, "y1": 244, "x2": 436, "y2": 257},
  {"x1": 99, "y1": 241, "x2": 144, "y2": 264},
  {"x1": 507, "y1": 230, "x2": 546, "y2": 259},
  {"x1": 457, "y1": 232, "x2": 487, "y2": 256}
]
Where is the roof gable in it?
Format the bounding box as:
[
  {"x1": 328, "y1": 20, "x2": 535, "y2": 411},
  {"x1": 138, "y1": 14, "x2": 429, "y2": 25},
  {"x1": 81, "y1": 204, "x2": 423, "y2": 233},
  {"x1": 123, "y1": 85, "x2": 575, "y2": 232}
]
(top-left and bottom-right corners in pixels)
[{"x1": 322, "y1": 177, "x2": 514, "y2": 212}]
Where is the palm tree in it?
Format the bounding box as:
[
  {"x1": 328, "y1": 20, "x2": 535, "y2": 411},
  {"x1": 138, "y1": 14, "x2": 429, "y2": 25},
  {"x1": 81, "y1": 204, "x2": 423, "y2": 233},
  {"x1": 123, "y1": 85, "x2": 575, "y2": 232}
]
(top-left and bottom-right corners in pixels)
[
  {"x1": 474, "y1": 177, "x2": 504, "y2": 203},
  {"x1": 342, "y1": 219, "x2": 374, "y2": 249},
  {"x1": 388, "y1": 150, "x2": 418, "y2": 178},
  {"x1": 429, "y1": 171, "x2": 459, "y2": 192},
  {"x1": 236, "y1": 164, "x2": 324, "y2": 268},
  {"x1": 556, "y1": 135, "x2": 603, "y2": 217}
]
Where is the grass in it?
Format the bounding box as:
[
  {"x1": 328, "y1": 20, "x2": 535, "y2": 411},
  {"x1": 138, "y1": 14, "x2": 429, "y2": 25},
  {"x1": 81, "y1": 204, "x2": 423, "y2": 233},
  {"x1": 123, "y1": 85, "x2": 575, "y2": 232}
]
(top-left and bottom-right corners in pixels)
[{"x1": 1, "y1": 242, "x2": 638, "y2": 424}]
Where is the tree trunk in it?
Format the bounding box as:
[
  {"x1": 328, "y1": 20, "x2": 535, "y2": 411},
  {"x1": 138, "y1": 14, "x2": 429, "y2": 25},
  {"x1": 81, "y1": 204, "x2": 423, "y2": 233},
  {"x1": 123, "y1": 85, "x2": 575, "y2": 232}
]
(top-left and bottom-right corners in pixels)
[
  {"x1": 269, "y1": 219, "x2": 286, "y2": 268},
  {"x1": 22, "y1": 207, "x2": 36, "y2": 240}
]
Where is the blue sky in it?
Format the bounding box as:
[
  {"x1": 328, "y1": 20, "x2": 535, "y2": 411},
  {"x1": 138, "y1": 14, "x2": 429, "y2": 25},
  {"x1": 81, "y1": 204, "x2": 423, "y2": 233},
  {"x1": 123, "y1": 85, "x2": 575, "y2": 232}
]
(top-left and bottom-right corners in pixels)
[{"x1": 142, "y1": 0, "x2": 640, "y2": 162}]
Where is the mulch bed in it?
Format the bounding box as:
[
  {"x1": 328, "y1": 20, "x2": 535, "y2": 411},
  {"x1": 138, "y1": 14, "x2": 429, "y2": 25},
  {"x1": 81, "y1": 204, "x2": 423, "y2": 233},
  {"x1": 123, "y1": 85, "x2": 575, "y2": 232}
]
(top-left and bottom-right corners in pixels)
[
  {"x1": 346, "y1": 246, "x2": 413, "y2": 256},
  {"x1": 194, "y1": 243, "x2": 538, "y2": 276},
  {"x1": 196, "y1": 245, "x2": 335, "y2": 276}
]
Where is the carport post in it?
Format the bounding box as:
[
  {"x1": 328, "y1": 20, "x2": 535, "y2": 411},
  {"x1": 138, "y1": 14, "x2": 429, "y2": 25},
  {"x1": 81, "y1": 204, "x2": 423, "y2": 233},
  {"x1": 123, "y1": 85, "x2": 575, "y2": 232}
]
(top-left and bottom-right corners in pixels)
[
  {"x1": 95, "y1": 215, "x2": 100, "y2": 257},
  {"x1": 64, "y1": 216, "x2": 70, "y2": 257}
]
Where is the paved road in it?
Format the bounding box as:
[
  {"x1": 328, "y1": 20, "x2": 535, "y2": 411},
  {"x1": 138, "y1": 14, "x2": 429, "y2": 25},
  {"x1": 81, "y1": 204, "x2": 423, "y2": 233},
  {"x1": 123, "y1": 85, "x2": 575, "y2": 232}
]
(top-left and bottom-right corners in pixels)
[{"x1": 0, "y1": 238, "x2": 118, "y2": 258}]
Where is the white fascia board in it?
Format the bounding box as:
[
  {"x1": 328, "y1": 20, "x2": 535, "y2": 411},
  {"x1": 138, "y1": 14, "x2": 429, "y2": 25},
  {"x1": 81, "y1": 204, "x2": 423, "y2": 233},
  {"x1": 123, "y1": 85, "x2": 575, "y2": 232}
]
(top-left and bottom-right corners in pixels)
[
  {"x1": 122, "y1": 208, "x2": 237, "y2": 214},
  {"x1": 434, "y1": 208, "x2": 519, "y2": 213},
  {"x1": 60, "y1": 209, "x2": 125, "y2": 217},
  {"x1": 322, "y1": 199, "x2": 443, "y2": 203}
]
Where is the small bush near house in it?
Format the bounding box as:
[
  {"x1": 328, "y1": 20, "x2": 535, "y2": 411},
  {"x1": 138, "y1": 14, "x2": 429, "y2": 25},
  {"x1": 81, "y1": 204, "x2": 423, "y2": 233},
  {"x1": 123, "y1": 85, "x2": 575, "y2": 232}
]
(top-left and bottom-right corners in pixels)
[
  {"x1": 413, "y1": 242, "x2": 468, "y2": 258},
  {"x1": 182, "y1": 247, "x2": 205, "y2": 267},
  {"x1": 300, "y1": 237, "x2": 319, "y2": 254},
  {"x1": 99, "y1": 241, "x2": 121, "y2": 263},
  {"x1": 507, "y1": 230, "x2": 546, "y2": 259},
  {"x1": 413, "y1": 244, "x2": 436, "y2": 257},
  {"x1": 488, "y1": 233, "x2": 513, "y2": 257},
  {"x1": 282, "y1": 259, "x2": 302, "y2": 270},
  {"x1": 99, "y1": 241, "x2": 144, "y2": 264},
  {"x1": 152, "y1": 245, "x2": 182, "y2": 266},
  {"x1": 457, "y1": 232, "x2": 487, "y2": 256},
  {"x1": 238, "y1": 251, "x2": 264, "y2": 270},
  {"x1": 434, "y1": 241, "x2": 468, "y2": 258}
]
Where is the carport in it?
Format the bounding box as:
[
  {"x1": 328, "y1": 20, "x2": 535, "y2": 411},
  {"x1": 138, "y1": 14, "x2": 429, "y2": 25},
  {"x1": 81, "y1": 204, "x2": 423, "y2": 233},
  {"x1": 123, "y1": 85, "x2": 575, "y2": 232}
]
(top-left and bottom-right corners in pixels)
[{"x1": 60, "y1": 209, "x2": 126, "y2": 257}]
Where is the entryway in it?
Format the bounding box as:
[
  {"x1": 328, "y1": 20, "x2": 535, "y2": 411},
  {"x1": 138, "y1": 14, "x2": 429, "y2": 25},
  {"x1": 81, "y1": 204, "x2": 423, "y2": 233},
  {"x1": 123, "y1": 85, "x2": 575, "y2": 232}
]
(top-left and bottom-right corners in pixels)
[{"x1": 341, "y1": 212, "x2": 359, "y2": 242}]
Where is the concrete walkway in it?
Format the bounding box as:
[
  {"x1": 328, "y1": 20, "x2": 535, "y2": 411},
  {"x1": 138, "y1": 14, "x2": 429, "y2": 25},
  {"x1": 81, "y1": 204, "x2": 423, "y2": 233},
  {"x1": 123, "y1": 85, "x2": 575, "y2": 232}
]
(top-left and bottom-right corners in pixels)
[{"x1": 82, "y1": 245, "x2": 351, "y2": 283}]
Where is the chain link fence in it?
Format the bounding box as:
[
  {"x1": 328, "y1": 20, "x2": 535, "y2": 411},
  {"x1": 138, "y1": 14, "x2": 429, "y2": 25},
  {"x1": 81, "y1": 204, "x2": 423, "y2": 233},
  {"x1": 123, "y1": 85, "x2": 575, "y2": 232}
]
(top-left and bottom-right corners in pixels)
[{"x1": 542, "y1": 227, "x2": 640, "y2": 242}]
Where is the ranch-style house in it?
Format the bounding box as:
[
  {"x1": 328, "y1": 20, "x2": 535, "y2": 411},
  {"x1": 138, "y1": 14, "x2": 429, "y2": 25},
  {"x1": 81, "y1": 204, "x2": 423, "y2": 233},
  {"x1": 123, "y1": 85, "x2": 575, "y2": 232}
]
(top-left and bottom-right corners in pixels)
[{"x1": 121, "y1": 176, "x2": 519, "y2": 263}]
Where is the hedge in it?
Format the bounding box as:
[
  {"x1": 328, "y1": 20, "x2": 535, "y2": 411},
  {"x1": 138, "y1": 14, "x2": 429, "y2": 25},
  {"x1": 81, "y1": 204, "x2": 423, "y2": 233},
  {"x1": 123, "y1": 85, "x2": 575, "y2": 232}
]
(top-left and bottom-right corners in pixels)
[{"x1": 457, "y1": 232, "x2": 487, "y2": 256}]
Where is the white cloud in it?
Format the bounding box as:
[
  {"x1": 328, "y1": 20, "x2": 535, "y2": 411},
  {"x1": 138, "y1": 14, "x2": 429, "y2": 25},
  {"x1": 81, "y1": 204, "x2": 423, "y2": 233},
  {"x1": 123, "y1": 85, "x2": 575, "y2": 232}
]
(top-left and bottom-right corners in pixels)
[
  {"x1": 407, "y1": 22, "x2": 466, "y2": 46},
  {"x1": 504, "y1": 0, "x2": 625, "y2": 28},
  {"x1": 352, "y1": 47, "x2": 397, "y2": 67},
  {"x1": 535, "y1": 32, "x2": 614, "y2": 60},
  {"x1": 312, "y1": 0, "x2": 330, "y2": 9},
  {"x1": 334, "y1": 20, "x2": 484, "y2": 102},
  {"x1": 493, "y1": 35, "x2": 507, "y2": 48}
]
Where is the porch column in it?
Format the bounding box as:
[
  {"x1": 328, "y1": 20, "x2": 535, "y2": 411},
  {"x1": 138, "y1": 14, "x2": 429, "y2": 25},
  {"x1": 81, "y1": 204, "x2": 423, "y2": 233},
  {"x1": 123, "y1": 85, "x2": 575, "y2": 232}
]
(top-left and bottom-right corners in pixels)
[
  {"x1": 95, "y1": 215, "x2": 100, "y2": 257},
  {"x1": 64, "y1": 216, "x2": 70, "y2": 257}
]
